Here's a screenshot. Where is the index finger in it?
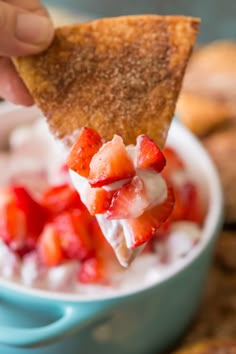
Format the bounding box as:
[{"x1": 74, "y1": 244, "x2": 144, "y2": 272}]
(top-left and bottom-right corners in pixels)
[
  {"x1": 1, "y1": 0, "x2": 49, "y2": 16},
  {"x1": 0, "y1": 1, "x2": 54, "y2": 57}
]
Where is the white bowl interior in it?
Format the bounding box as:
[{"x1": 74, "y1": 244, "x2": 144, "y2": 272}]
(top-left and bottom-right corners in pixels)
[{"x1": 0, "y1": 106, "x2": 223, "y2": 301}]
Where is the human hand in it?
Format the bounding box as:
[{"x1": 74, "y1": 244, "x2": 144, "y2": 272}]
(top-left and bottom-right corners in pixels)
[{"x1": 0, "y1": 0, "x2": 54, "y2": 106}]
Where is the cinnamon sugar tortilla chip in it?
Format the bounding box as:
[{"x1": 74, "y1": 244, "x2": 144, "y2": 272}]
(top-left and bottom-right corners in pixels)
[
  {"x1": 173, "y1": 339, "x2": 236, "y2": 354},
  {"x1": 13, "y1": 15, "x2": 199, "y2": 148},
  {"x1": 176, "y1": 92, "x2": 232, "y2": 137}
]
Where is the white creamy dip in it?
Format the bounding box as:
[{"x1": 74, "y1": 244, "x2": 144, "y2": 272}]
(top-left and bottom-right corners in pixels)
[{"x1": 0, "y1": 119, "x2": 203, "y2": 295}]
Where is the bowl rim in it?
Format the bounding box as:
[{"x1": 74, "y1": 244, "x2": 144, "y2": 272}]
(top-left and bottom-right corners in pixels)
[{"x1": 0, "y1": 108, "x2": 224, "y2": 302}]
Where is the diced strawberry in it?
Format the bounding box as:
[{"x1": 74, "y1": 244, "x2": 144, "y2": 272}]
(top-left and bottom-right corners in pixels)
[
  {"x1": 162, "y1": 147, "x2": 185, "y2": 180},
  {"x1": 78, "y1": 219, "x2": 115, "y2": 282},
  {"x1": 86, "y1": 185, "x2": 114, "y2": 215},
  {"x1": 136, "y1": 135, "x2": 166, "y2": 172},
  {"x1": 0, "y1": 187, "x2": 14, "y2": 206},
  {"x1": 41, "y1": 184, "x2": 85, "y2": 216},
  {"x1": 89, "y1": 135, "x2": 136, "y2": 188},
  {"x1": 67, "y1": 128, "x2": 102, "y2": 177},
  {"x1": 171, "y1": 182, "x2": 204, "y2": 225},
  {"x1": 0, "y1": 188, "x2": 44, "y2": 256},
  {"x1": 107, "y1": 176, "x2": 148, "y2": 219},
  {"x1": 78, "y1": 256, "x2": 104, "y2": 284},
  {"x1": 126, "y1": 187, "x2": 175, "y2": 248},
  {"x1": 54, "y1": 209, "x2": 94, "y2": 261},
  {"x1": 154, "y1": 219, "x2": 171, "y2": 240},
  {"x1": 12, "y1": 186, "x2": 48, "y2": 238},
  {"x1": 142, "y1": 241, "x2": 154, "y2": 253},
  {"x1": 0, "y1": 198, "x2": 27, "y2": 248},
  {"x1": 147, "y1": 220, "x2": 171, "y2": 253},
  {"x1": 38, "y1": 224, "x2": 64, "y2": 267}
]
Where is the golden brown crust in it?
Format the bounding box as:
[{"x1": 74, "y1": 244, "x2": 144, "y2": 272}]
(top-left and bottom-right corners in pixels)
[
  {"x1": 173, "y1": 339, "x2": 236, "y2": 354},
  {"x1": 13, "y1": 15, "x2": 199, "y2": 147},
  {"x1": 203, "y1": 123, "x2": 236, "y2": 223},
  {"x1": 176, "y1": 92, "x2": 232, "y2": 137},
  {"x1": 177, "y1": 41, "x2": 236, "y2": 136},
  {"x1": 182, "y1": 41, "x2": 236, "y2": 101}
]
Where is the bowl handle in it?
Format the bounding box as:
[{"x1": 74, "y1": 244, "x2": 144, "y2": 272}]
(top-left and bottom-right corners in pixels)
[{"x1": 0, "y1": 303, "x2": 108, "y2": 348}]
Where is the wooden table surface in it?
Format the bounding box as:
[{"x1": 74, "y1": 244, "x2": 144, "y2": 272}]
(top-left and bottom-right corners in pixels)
[{"x1": 171, "y1": 226, "x2": 236, "y2": 352}]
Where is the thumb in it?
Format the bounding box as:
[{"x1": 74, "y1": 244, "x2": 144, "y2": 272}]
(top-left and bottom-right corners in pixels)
[{"x1": 0, "y1": 1, "x2": 54, "y2": 57}]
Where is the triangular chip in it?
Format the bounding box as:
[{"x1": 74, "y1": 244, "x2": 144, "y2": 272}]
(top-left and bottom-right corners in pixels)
[
  {"x1": 13, "y1": 15, "x2": 200, "y2": 147},
  {"x1": 173, "y1": 339, "x2": 236, "y2": 354}
]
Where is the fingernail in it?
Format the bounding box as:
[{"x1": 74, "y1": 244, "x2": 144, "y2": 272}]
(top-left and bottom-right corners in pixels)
[{"x1": 16, "y1": 13, "x2": 54, "y2": 45}]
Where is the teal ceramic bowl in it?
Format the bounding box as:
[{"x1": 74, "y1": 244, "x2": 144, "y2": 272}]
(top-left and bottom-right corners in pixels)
[{"x1": 0, "y1": 106, "x2": 223, "y2": 354}]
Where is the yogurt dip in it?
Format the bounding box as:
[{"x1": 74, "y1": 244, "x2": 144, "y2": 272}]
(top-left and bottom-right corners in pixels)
[
  {"x1": 68, "y1": 130, "x2": 174, "y2": 267},
  {"x1": 0, "y1": 119, "x2": 204, "y2": 295}
]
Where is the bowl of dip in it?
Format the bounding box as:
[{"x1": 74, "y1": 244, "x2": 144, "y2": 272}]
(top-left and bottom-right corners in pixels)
[{"x1": 0, "y1": 104, "x2": 223, "y2": 354}]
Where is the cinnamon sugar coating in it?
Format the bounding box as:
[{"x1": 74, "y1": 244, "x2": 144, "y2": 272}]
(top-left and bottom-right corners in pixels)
[{"x1": 14, "y1": 15, "x2": 199, "y2": 147}]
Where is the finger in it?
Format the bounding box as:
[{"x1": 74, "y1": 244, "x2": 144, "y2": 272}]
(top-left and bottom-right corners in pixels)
[
  {"x1": 0, "y1": 57, "x2": 33, "y2": 106},
  {"x1": 0, "y1": 1, "x2": 54, "y2": 57},
  {"x1": 1, "y1": 0, "x2": 49, "y2": 17}
]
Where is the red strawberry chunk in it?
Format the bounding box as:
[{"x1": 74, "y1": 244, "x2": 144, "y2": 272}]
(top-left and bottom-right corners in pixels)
[
  {"x1": 136, "y1": 135, "x2": 166, "y2": 172},
  {"x1": 0, "y1": 187, "x2": 47, "y2": 256},
  {"x1": 54, "y1": 209, "x2": 94, "y2": 261},
  {"x1": 41, "y1": 184, "x2": 85, "y2": 216},
  {"x1": 78, "y1": 220, "x2": 116, "y2": 283},
  {"x1": 142, "y1": 241, "x2": 154, "y2": 253},
  {"x1": 0, "y1": 198, "x2": 26, "y2": 248},
  {"x1": 78, "y1": 256, "x2": 104, "y2": 284},
  {"x1": 89, "y1": 135, "x2": 136, "y2": 188},
  {"x1": 126, "y1": 187, "x2": 175, "y2": 248},
  {"x1": 154, "y1": 219, "x2": 171, "y2": 240},
  {"x1": 171, "y1": 182, "x2": 204, "y2": 225},
  {"x1": 12, "y1": 186, "x2": 48, "y2": 238},
  {"x1": 86, "y1": 185, "x2": 114, "y2": 215},
  {"x1": 67, "y1": 127, "x2": 102, "y2": 177},
  {"x1": 38, "y1": 224, "x2": 64, "y2": 267},
  {"x1": 161, "y1": 147, "x2": 185, "y2": 180},
  {"x1": 107, "y1": 176, "x2": 148, "y2": 219}
]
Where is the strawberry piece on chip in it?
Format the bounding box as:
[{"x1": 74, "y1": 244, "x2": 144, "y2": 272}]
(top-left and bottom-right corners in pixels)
[
  {"x1": 126, "y1": 187, "x2": 175, "y2": 248},
  {"x1": 136, "y1": 135, "x2": 166, "y2": 172},
  {"x1": 89, "y1": 135, "x2": 136, "y2": 188},
  {"x1": 107, "y1": 176, "x2": 148, "y2": 219},
  {"x1": 85, "y1": 186, "x2": 114, "y2": 215},
  {"x1": 67, "y1": 127, "x2": 103, "y2": 177}
]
